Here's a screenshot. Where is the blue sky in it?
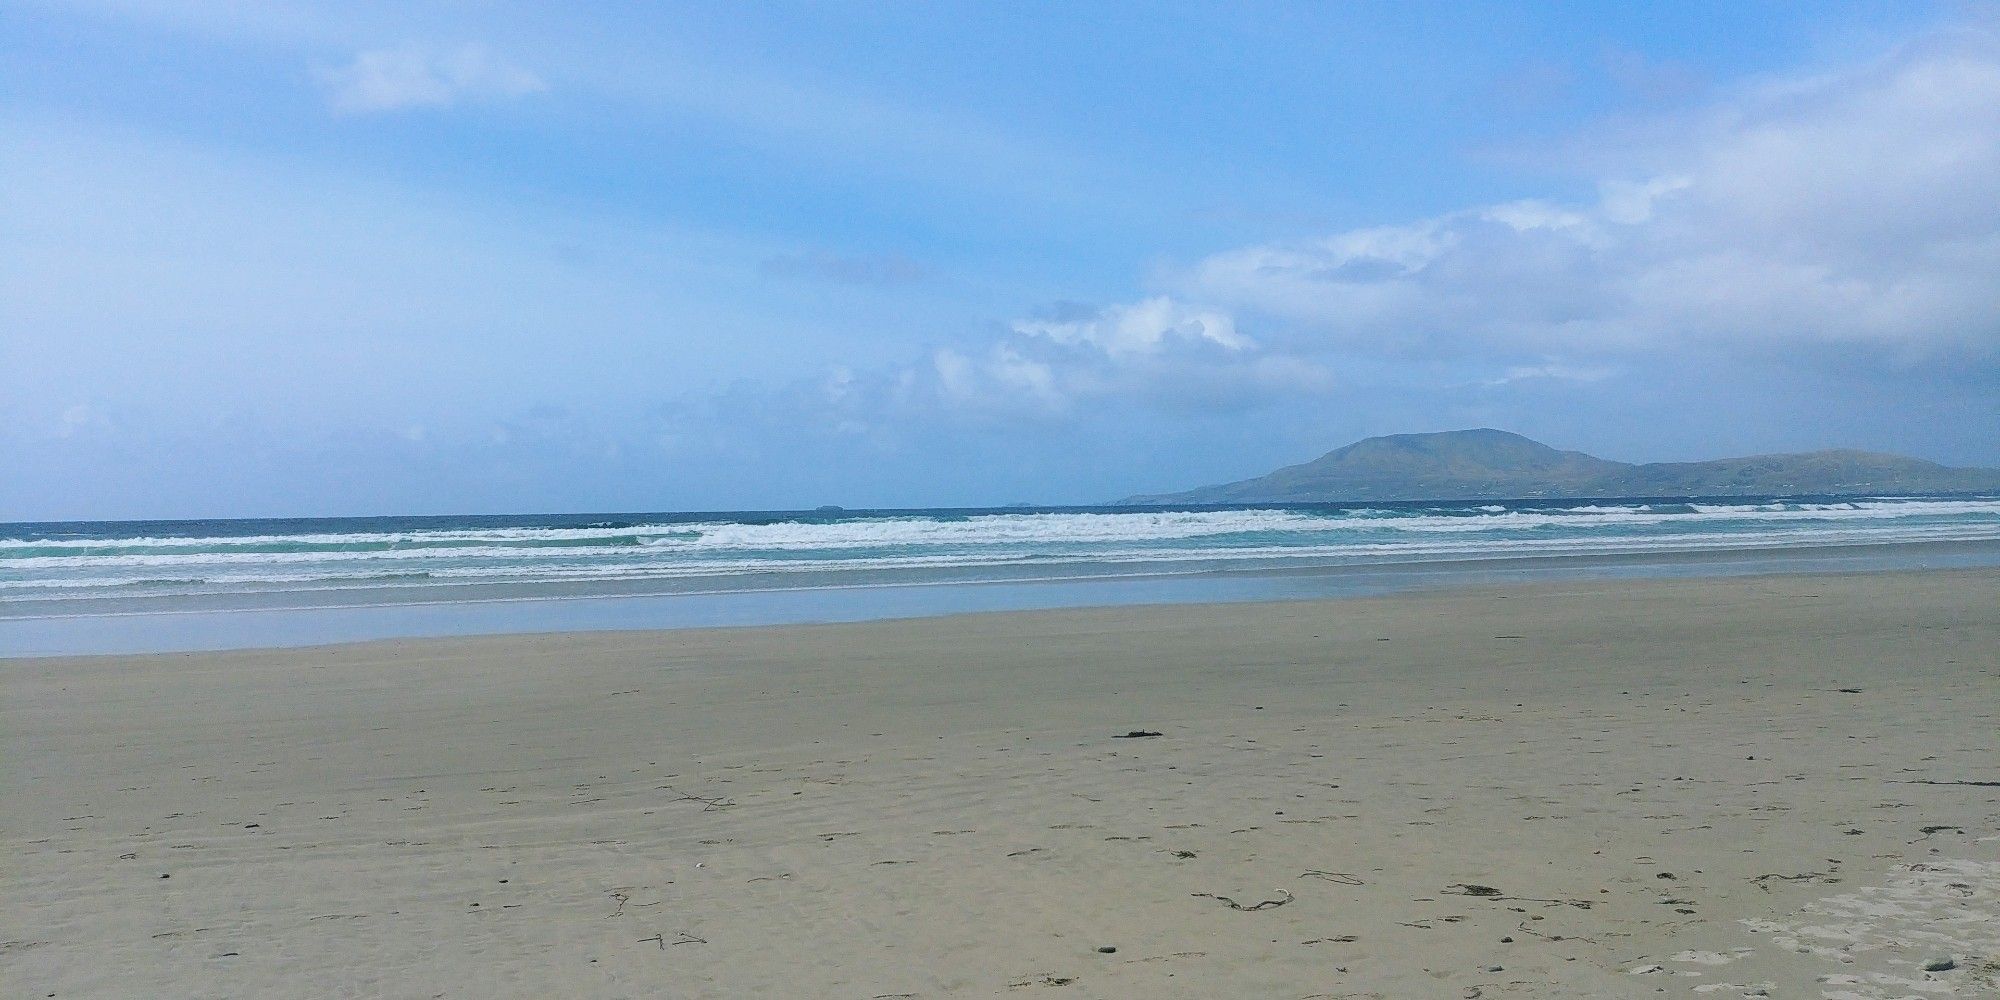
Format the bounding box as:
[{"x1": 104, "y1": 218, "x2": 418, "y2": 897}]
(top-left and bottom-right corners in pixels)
[{"x1": 4, "y1": 1, "x2": 1997, "y2": 519}]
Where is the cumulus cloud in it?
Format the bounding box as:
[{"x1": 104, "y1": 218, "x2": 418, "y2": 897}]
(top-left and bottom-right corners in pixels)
[
  {"x1": 723, "y1": 297, "x2": 1329, "y2": 437},
  {"x1": 1182, "y1": 26, "x2": 2000, "y2": 362},
  {"x1": 705, "y1": 24, "x2": 2000, "y2": 429},
  {"x1": 922, "y1": 297, "x2": 1328, "y2": 414},
  {"x1": 319, "y1": 43, "x2": 546, "y2": 114},
  {"x1": 1010, "y1": 296, "x2": 1247, "y2": 358}
]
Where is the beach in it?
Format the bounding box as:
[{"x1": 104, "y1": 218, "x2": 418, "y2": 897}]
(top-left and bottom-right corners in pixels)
[{"x1": 5, "y1": 568, "x2": 1996, "y2": 998}]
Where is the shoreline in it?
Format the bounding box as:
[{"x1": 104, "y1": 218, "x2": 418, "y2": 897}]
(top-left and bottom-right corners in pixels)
[
  {"x1": 6, "y1": 569, "x2": 1997, "y2": 997},
  {"x1": 8, "y1": 537, "x2": 2000, "y2": 658}
]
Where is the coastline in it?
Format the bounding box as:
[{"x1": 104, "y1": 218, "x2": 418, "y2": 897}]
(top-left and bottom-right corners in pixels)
[
  {"x1": 8, "y1": 536, "x2": 2000, "y2": 658},
  {"x1": 6, "y1": 568, "x2": 1996, "y2": 997}
]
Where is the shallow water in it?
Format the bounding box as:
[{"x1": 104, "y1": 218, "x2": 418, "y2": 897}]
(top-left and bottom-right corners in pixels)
[{"x1": 6, "y1": 535, "x2": 1997, "y2": 656}]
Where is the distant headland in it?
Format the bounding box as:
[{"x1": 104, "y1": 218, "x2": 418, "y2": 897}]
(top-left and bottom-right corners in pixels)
[{"x1": 1120, "y1": 429, "x2": 2000, "y2": 504}]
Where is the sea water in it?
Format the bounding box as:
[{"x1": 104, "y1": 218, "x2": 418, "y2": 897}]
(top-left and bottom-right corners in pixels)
[{"x1": 5, "y1": 495, "x2": 1999, "y2": 654}]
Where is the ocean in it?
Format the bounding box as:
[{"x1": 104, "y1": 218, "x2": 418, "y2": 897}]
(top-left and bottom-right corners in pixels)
[{"x1": 6, "y1": 495, "x2": 1999, "y2": 655}]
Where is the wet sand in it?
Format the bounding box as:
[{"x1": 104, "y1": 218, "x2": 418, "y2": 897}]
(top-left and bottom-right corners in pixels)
[{"x1": 5, "y1": 569, "x2": 1997, "y2": 998}]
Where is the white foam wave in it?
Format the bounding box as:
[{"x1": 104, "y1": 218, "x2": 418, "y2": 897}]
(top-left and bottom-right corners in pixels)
[
  {"x1": 5, "y1": 498, "x2": 1996, "y2": 564},
  {"x1": 7, "y1": 517, "x2": 1998, "y2": 602}
]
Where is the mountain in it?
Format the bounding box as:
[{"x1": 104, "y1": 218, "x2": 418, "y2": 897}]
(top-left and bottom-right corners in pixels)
[{"x1": 1120, "y1": 429, "x2": 2000, "y2": 504}]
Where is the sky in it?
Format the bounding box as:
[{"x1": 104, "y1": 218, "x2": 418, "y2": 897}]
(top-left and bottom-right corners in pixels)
[{"x1": 4, "y1": 1, "x2": 1998, "y2": 519}]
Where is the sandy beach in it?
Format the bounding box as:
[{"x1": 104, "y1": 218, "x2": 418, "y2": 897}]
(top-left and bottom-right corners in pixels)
[{"x1": 5, "y1": 568, "x2": 1996, "y2": 999}]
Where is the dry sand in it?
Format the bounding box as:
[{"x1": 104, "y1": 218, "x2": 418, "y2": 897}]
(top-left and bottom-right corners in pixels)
[{"x1": 5, "y1": 569, "x2": 1997, "y2": 999}]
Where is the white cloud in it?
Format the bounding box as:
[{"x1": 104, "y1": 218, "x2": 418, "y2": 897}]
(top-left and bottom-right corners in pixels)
[
  {"x1": 914, "y1": 298, "x2": 1327, "y2": 415},
  {"x1": 319, "y1": 43, "x2": 545, "y2": 114},
  {"x1": 1594, "y1": 176, "x2": 1689, "y2": 225},
  {"x1": 778, "y1": 24, "x2": 2000, "y2": 426},
  {"x1": 740, "y1": 296, "x2": 1326, "y2": 433},
  {"x1": 1181, "y1": 26, "x2": 2000, "y2": 361},
  {"x1": 1011, "y1": 297, "x2": 1248, "y2": 358}
]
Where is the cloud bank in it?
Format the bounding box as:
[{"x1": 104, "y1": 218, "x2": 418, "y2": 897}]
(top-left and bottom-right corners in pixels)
[
  {"x1": 1187, "y1": 27, "x2": 2000, "y2": 361},
  {"x1": 904, "y1": 24, "x2": 2000, "y2": 417}
]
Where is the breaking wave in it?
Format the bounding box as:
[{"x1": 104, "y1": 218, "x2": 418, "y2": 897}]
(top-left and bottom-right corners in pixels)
[{"x1": 5, "y1": 496, "x2": 1996, "y2": 607}]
